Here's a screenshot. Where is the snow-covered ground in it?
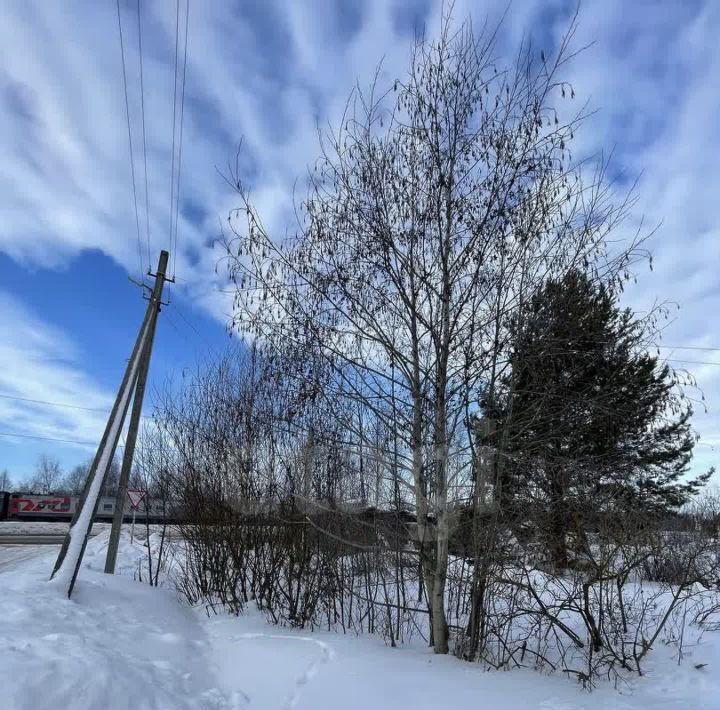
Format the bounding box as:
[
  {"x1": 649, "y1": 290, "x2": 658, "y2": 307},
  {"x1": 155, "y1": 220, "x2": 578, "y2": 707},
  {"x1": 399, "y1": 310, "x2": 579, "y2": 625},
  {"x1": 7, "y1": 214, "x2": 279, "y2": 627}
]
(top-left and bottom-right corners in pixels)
[
  {"x1": 0, "y1": 520, "x2": 175, "y2": 536},
  {"x1": 1, "y1": 531, "x2": 718, "y2": 709}
]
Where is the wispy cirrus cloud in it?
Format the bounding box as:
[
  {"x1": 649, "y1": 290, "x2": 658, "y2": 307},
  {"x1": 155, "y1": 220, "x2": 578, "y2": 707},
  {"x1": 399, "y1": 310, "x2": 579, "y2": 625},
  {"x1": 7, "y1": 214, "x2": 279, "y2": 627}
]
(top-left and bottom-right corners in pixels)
[
  {"x1": 0, "y1": 289, "x2": 112, "y2": 452},
  {"x1": 0, "y1": 0, "x2": 718, "y2": 475},
  {"x1": 548, "y1": 0, "x2": 720, "y2": 471}
]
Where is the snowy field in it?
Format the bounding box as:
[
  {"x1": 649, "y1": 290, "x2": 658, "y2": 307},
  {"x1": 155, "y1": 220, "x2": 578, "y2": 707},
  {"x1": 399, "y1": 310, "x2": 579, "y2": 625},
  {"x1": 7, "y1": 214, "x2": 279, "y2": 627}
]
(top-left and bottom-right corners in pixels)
[{"x1": 1, "y1": 532, "x2": 718, "y2": 709}]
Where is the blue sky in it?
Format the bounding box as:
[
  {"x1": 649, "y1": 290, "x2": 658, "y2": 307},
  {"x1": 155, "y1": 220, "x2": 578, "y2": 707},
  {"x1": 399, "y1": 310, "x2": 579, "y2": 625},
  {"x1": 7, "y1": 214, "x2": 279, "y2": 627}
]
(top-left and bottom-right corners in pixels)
[{"x1": 0, "y1": 0, "x2": 718, "y2": 484}]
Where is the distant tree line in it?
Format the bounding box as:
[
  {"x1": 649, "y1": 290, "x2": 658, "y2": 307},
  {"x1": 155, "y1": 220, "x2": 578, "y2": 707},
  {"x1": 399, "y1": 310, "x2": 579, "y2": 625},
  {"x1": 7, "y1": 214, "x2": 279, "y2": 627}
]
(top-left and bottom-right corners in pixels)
[{"x1": 6, "y1": 454, "x2": 124, "y2": 497}]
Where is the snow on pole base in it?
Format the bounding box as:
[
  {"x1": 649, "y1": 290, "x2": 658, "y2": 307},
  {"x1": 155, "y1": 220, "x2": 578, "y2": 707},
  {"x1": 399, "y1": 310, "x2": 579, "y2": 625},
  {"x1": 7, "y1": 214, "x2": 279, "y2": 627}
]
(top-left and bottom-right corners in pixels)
[{"x1": 49, "y1": 314, "x2": 151, "y2": 597}]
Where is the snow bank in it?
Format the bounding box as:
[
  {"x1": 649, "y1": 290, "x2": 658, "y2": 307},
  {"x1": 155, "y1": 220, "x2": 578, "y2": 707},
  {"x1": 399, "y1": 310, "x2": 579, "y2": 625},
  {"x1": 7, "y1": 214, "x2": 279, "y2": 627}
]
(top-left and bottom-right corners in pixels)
[
  {"x1": 82, "y1": 526, "x2": 181, "y2": 585},
  {"x1": 2, "y1": 535, "x2": 719, "y2": 709},
  {"x1": 0, "y1": 542, "x2": 231, "y2": 710},
  {"x1": 201, "y1": 604, "x2": 720, "y2": 710}
]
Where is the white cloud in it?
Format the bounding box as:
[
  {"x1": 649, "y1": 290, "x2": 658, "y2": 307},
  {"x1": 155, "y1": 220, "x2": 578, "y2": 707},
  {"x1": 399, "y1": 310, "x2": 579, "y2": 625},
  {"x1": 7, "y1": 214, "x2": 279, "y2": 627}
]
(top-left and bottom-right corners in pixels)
[
  {"x1": 0, "y1": 289, "x2": 112, "y2": 451},
  {"x1": 544, "y1": 0, "x2": 720, "y2": 473},
  {"x1": 0, "y1": 0, "x2": 717, "y2": 474}
]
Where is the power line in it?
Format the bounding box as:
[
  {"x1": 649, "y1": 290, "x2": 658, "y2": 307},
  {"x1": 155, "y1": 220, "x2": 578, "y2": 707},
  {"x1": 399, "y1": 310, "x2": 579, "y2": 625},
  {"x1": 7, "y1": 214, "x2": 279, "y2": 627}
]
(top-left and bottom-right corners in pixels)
[
  {"x1": 172, "y1": 302, "x2": 203, "y2": 340},
  {"x1": 666, "y1": 359, "x2": 720, "y2": 368},
  {"x1": 659, "y1": 345, "x2": 720, "y2": 352},
  {"x1": 116, "y1": 0, "x2": 144, "y2": 282},
  {"x1": 168, "y1": 284, "x2": 720, "y2": 365},
  {"x1": 0, "y1": 393, "x2": 110, "y2": 413},
  {"x1": 0, "y1": 393, "x2": 153, "y2": 418},
  {"x1": 0, "y1": 431, "x2": 123, "y2": 448},
  {"x1": 164, "y1": 308, "x2": 195, "y2": 347},
  {"x1": 137, "y1": 0, "x2": 152, "y2": 272},
  {"x1": 168, "y1": 294, "x2": 720, "y2": 361},
  {"x1": 168, "y1": 0, "x2": 180, "y2": 269},
  {"x1": 172, "y1": 0, "x2": 190, "y2": 280},
  {"x1": 165, "y1": 306, "x2": 223, "y2": 359}
]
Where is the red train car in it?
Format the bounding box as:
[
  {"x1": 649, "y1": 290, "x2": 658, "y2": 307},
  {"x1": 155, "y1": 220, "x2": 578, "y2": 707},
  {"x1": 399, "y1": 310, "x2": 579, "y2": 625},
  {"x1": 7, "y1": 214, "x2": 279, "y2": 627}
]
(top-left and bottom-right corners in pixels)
[
  {"x1": 2, "y1": 492, "x2": 167, "y2": 522},
  {"x1": 8, "y1": 493, "x2": 77, "y2": 518}
]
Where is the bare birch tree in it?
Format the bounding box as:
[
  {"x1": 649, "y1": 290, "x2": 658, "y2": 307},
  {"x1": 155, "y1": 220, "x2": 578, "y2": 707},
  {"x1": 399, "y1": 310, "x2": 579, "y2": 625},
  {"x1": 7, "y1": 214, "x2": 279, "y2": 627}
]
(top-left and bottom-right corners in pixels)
[
  {"x1": 222, "y1": 12, "x2": 647, "y2": 653},
  {"x1": 29, "y1": 454, "x2": 63, "y2": 494}
]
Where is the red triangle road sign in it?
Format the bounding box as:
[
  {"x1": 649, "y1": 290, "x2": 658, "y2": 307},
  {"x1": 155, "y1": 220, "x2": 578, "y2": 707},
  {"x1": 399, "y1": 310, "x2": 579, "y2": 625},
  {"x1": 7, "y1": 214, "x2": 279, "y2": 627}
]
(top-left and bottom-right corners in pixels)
[{"x1": 127, "y1": 489, "x2": 148, "y2": 510}]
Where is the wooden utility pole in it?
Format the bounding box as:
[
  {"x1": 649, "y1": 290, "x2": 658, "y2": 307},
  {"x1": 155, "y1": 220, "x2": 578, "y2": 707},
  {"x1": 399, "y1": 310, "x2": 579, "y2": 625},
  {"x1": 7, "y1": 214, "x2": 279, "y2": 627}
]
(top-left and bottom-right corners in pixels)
[
  {"x1": 50, "y1": 251, "x2": 169, "y2": 597},
  {"x1": 105, "y1": 250, "x2": 169, "y2": 574}
]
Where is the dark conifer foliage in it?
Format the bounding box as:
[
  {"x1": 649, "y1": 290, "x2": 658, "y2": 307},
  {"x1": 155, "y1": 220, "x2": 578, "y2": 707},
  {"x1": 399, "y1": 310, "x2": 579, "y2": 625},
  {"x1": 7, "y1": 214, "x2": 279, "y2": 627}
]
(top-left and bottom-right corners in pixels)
[{"x1": 495, "y1": 270, "x2": 712, "y2": 568}]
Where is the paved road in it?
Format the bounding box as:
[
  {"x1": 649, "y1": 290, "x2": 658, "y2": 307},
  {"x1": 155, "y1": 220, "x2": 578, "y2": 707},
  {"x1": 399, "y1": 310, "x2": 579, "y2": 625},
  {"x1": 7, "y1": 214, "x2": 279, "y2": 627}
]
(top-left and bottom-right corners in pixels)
[
  {"x1": 0, "y1": 544, "x2": 52, "y2": 573},
  {"x1": 0, "y1": 534, "x2": 72, "y2": 545}
]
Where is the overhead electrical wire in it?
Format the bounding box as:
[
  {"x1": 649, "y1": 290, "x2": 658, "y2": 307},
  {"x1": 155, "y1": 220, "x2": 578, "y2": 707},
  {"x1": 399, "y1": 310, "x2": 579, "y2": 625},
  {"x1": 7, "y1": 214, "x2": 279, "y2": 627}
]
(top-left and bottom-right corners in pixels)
[
  {"x1": 665, "y1": 359, "x2": 720, "y2": 368},
  {"x1": 137, "y1": 0, "x2": 152, "y2": 272},
  {"x1": 658, "y1": 344, "x2": 720, "y2": 352},
  {"x1": 0, "y1": 392, "x2": 152, "y2": 418},
  {"x1": 115, "y1": 0, "x2": 144, "y2": 282},
  {"x1": 0, "y1": 393, "x2": 110, "y2": 413},
  {"x1": 116, "y1": 0, "x2": 189, "y2": 284},
  {"x1": 167, "y1": 0, "x2": 190, "y2": 283},
  {"x1": 172, "y1": 302, "x2": 203, "y2": 341},
  {"x1": 0, "y1": 431, "x2": 124, "y2": 448},
  {"x1": 168, "y1": 0, "x2": 181, "y2": 275},
  {"x1": 172, "y1": 0, "x2": 190, "y2": 281},
  {"x1": 164, "y1": 308, "x2": 194, "y2": 347}
]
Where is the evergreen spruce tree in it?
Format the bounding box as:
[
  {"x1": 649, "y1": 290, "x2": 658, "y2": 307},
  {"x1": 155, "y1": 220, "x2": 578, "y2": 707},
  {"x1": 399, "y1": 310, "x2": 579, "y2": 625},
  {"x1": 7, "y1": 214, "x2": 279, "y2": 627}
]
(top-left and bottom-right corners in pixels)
[{"x1": 494, "y1": 270, "x2": 712, "y2": 569}]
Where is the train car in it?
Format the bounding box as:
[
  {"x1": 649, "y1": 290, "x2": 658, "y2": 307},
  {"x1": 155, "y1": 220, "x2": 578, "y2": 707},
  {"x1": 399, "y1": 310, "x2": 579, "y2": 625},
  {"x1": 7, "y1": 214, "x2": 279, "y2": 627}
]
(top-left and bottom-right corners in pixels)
[
  {"x1": 92, "y1": 495, "x2": 167, "y2": 523},
  {"x1": 0, "y1": 490, "x2": 9, "y2": 519},
  {"x1": 4, "y1": 492, "x2": 168, "y2": 523},
  {"x1": 8, "y1": 492, "x2": 76, "y2": 519}
]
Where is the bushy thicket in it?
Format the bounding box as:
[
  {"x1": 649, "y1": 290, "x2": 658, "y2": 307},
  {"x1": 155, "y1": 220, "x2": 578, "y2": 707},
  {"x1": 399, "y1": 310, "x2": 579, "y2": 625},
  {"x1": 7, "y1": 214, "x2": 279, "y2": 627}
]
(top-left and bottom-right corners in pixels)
[
  {"x1": 147, "y1": 9, "x2": 719, "y2": 688},
  {"x1": 146, "y1": 350, "x2": 720, "y2": 687}
]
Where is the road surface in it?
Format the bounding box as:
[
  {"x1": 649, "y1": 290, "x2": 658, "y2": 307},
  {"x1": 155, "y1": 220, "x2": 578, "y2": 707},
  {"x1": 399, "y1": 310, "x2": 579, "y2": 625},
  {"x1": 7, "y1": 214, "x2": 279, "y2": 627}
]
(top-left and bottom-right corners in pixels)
[
  {"x1": 0, "y1": 532, "x2": 97, "y2": 573},
  {"x1": 0, "y1": 534, "x2": 67, "y2": 545},
  {"x1": 0, "y1": 544, "x2": 52, "y2": 573}
]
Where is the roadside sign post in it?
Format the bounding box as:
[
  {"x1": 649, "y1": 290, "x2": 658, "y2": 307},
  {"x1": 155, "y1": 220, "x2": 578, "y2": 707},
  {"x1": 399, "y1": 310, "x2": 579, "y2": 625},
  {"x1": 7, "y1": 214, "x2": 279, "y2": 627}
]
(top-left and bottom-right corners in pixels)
[{"x1": 126, "y1": 489, "x2": 147, "y2": 545}]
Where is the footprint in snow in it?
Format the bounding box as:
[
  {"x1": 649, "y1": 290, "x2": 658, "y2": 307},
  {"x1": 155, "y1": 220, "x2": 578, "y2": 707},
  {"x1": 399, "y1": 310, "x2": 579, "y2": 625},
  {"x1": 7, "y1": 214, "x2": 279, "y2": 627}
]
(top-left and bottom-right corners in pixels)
[{"x1": 228, "y1": 632, "x2": 335, "y2": 710}]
